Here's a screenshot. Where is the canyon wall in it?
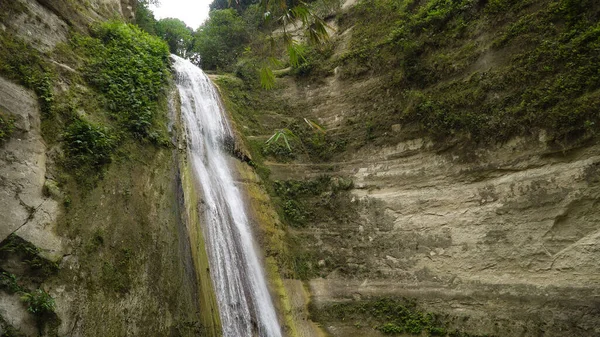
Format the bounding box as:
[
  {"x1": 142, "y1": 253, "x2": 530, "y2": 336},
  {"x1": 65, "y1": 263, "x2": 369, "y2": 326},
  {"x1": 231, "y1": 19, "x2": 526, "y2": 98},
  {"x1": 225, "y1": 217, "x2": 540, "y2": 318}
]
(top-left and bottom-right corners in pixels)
[
  {"x1": 0, "y1": 1, "x2": 219, "y2": 336},
  {"x1": 216, "y1": 0, "x2": 600, "y2": 335}
]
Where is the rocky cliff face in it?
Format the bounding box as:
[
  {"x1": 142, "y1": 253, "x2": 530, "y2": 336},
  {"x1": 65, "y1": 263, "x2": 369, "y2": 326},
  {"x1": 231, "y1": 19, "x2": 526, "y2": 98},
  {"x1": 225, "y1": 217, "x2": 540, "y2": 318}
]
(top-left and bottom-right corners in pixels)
[
  {"x1": 224, "y1": 76, "x2": 600, "y2": 337},
  {"x1": 215, "y1": 0, "x2": 600, "y2": 335},
  {"x1": 2, "y1": 0, "x2": 599, "y2": 336},
  {"x1": 0, "y1": 1, "x2": 215, "y2": 336}
]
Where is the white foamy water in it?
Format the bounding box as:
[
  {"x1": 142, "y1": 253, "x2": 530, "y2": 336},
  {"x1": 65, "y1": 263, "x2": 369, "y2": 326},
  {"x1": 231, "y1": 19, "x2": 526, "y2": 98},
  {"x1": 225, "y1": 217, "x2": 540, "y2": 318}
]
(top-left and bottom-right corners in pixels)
[{"x1": 172, "y1": 55, "x2": 282, "y2": 337}]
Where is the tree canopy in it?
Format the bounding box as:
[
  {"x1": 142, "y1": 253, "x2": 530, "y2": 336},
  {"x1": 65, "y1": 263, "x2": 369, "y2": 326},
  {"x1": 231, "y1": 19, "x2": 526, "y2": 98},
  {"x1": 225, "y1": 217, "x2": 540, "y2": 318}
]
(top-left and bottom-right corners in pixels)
[
  {"x1": 155, "y1": 18, "x2": 193, "y2": 57},
  {"x1": 192, "y1": 9, "x2": 249, "y2": 70}
]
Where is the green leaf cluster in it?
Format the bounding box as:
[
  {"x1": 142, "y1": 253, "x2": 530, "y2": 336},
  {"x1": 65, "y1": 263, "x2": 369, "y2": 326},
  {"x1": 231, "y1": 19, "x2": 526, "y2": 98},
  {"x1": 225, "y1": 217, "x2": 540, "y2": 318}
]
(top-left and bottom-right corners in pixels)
[
  {"x1": 192, "y1": 9, "x2": 250, "y2": 71},
  {"x1": 155, "y1": 18, "x2": 194, "y2": 57},
  {"x1": 21, "y1": 289, "x2": 56, "y2": 316},
  {"x1": 0, "y1": 271, "x2": 22, "y2": 294},
  {"x1": 77, "y1": 21, "x2": 170, "y2": 140},
  {"x1": 62, "y1": 118, "x2": 118, "y2": 182}
]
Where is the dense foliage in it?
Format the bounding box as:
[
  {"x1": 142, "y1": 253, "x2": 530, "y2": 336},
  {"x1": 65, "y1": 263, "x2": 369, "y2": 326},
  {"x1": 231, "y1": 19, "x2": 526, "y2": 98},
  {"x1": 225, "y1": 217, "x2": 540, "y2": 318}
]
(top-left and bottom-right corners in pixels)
[
  {"x1": 210, "y1": 0, "x2": 258, "y2": 12},
  {"x1": 77, "y1": 22, "x2": 170, "y2": 140},
  {"x1": 155, "y1": 18, "x2": 194, "y2": 57},
  {"x1": 135, "y1": 1, "x2": 195, "y2": 57},
  {"x1": 62, "y1": 119, "x2": 118, "y2": 181},
  {"x1": 337, "y1": 0, "x2": 600, "y2": 141},
  {"x1": 193, "y1": 9, "x2": 250, "y2": 70}
]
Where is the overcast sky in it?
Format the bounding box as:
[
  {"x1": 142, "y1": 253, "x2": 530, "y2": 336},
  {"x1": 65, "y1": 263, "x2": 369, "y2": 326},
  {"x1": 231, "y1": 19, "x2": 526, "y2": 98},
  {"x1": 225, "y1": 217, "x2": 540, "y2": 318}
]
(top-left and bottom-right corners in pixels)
[{"x1": 150, "y1": 0, "x2": 212, "y2": 30}]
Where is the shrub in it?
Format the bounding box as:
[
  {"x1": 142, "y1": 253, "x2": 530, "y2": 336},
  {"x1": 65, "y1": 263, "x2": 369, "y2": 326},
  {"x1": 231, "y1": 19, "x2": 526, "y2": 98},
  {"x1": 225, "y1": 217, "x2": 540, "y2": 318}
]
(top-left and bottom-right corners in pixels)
[
  {"x1": 62, "y1": 118, "x2": 118, "y2": 182},
  {"x1": 292, "y1": 42, "x2": 335, "y2": 78},
  {"x1": 192, "y1": 9, "x2": 249, "y2": 71},
  {"x1": 262, "y1": 140, "x2": 296, "y2": 161},
  {"x1": 21, "y1": 289, "x2": 55, "y2": 315},
  {"x1": 77, "y1": 22, "x2": 170, "y2": 140}
]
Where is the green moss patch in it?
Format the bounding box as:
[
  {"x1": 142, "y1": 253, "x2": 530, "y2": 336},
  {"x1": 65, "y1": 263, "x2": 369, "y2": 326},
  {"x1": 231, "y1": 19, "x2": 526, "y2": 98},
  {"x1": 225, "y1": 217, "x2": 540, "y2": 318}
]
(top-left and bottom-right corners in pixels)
[
  {"x1": 0, "y1": 31, "x2": 55, "y2": 116},
  {"x1": 0, "y1": 235, "x2": 60, "y2": 336},
  {"x1": 273, "y1": 175, "x2": 353, "y2": 227},
  {"x1": 312, "y1": 298, "x2": 492, "y2": 337},
  {"x1": 336, "y1": 0, "x2": 600, "y2": 142},
  {"x1": 0, "y1": 111, "x2": 15, "y2": 145},
  {"x1": 0, "y1": 235, "x2": 59, "y2": 279}
]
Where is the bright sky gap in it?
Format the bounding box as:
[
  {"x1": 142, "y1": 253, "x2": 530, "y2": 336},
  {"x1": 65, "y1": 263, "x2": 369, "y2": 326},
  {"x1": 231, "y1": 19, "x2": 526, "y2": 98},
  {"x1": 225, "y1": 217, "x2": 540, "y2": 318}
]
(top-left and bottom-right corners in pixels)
[{"x1": 150, "y1": 0, "x2": 212, "y2": 29}]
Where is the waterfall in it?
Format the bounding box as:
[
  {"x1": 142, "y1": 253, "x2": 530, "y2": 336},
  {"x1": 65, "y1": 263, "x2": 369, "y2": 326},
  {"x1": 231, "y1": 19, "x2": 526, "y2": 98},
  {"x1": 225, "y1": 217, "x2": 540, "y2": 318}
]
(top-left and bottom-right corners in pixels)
[{"x1": 172, "y1": 55, "x2": 282, "y2": 337}]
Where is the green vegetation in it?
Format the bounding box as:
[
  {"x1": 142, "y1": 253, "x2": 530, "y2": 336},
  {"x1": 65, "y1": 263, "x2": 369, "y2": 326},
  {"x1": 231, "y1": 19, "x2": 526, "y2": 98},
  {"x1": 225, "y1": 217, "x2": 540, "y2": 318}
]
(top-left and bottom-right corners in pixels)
[
  {"x1": 44, "y1": 21, "x2": 172, "y2": 186},
  {"x1": 77, "y1": 22, "x2": 170, "y2": 140},
  {"x1": 336, "y1": 0, "x2": 600, "y2": 142},
  {"x1": 262, "y1": 140, "x2": 296, "y2": 161},
  {"x1": 0, "y1": 21, "x2": 170, "y2": 186},
  {"x1": 135, "y1": 2, "x2": 158, "y2": 35},
  {"x1": 21, "y1": 288, "x2": 59, "y2": 336},
  {"x1": 263, "y1": 128, "x2": 296, "y2": 160},
  {"x1": 273, "y1": 175, "x2": 353, "y2": 226},
  {"x1": 259, "y1": 120, "x2": 346, "y2": 162},
  {"x1": 135, "y1": 1, "x2": 196, "y2": 57},
  {"x1": 149, "y1": 0, "x2": 334, "y2": 87},
  {"x1": 0, "y1": 235, "x2": 59, "y2": 335},
  {"x1": 291, "y1": 41, "x2": 335, "y2": 78},
  {"x1": 288, "y1": 119, "x2": 347, "y2": 161},
  {"x1": 312, "y1": 298, "x2": 491, "y2": 336},
  {"x1": 0, "y1": 235, "x2": 59, "y2": 278},
  {"x1": 193, "y1": 9, "x2": 250, "y2": 71},
  {"x1": 0, "y1": 31, "x2": 55, "y2": 116},
  {"x1": 21, "y1": 289, "x2": 56, "y2": 315},
  {"x1": 0, "y1": 112, "x2": 15, "y2": 145},
  {"x1": 210, "y1": 0, "x2": 257, "y2": 12},
  {"x1": 0, "y1": 271, "x2": 22, "y2": 293},
  {"x1": 62, "y1": 119, "x2": 118, "y2": 182},
  {"x1": 156, "y1": 18, "x2": 194, "y2": 57}
]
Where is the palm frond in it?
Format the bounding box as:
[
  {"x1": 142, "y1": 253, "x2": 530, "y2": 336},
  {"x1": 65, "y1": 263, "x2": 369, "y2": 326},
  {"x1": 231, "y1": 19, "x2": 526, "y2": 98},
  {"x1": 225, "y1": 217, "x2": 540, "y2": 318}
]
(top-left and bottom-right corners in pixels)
[
  {"x1": 260, "y1": 66, "x2": 275, "y2": 89},
  {"x1": 288, "y1": 43, "x2": 306, "y2": 67},
  {"x1": 291, "y1": 5, "x2": 311, "y2": 26},
  {"x1": 304, "y1": 118, "x2": 326, "y2": 133}
]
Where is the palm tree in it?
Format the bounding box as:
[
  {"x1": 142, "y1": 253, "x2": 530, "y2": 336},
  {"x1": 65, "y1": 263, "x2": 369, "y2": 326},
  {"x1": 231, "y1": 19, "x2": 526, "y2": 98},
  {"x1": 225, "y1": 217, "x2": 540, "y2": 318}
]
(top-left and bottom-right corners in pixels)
[{"x1": 258, "y1": 0, "x2": 331, "y2": 88}]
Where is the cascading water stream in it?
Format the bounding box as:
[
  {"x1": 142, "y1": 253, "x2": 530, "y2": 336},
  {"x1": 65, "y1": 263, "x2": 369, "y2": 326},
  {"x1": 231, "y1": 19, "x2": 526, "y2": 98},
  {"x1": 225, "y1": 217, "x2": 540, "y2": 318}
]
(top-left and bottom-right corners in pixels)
[{"x1": 172, "y1": 55, "x2": 282, "y2": 337}]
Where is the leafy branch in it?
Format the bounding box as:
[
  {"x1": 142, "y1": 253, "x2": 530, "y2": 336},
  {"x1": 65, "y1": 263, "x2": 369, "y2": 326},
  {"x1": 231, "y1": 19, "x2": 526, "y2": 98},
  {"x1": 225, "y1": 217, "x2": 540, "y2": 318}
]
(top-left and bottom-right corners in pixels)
[{"x1": 259, "y1": 0, "x2": 332, "y2": 88}]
